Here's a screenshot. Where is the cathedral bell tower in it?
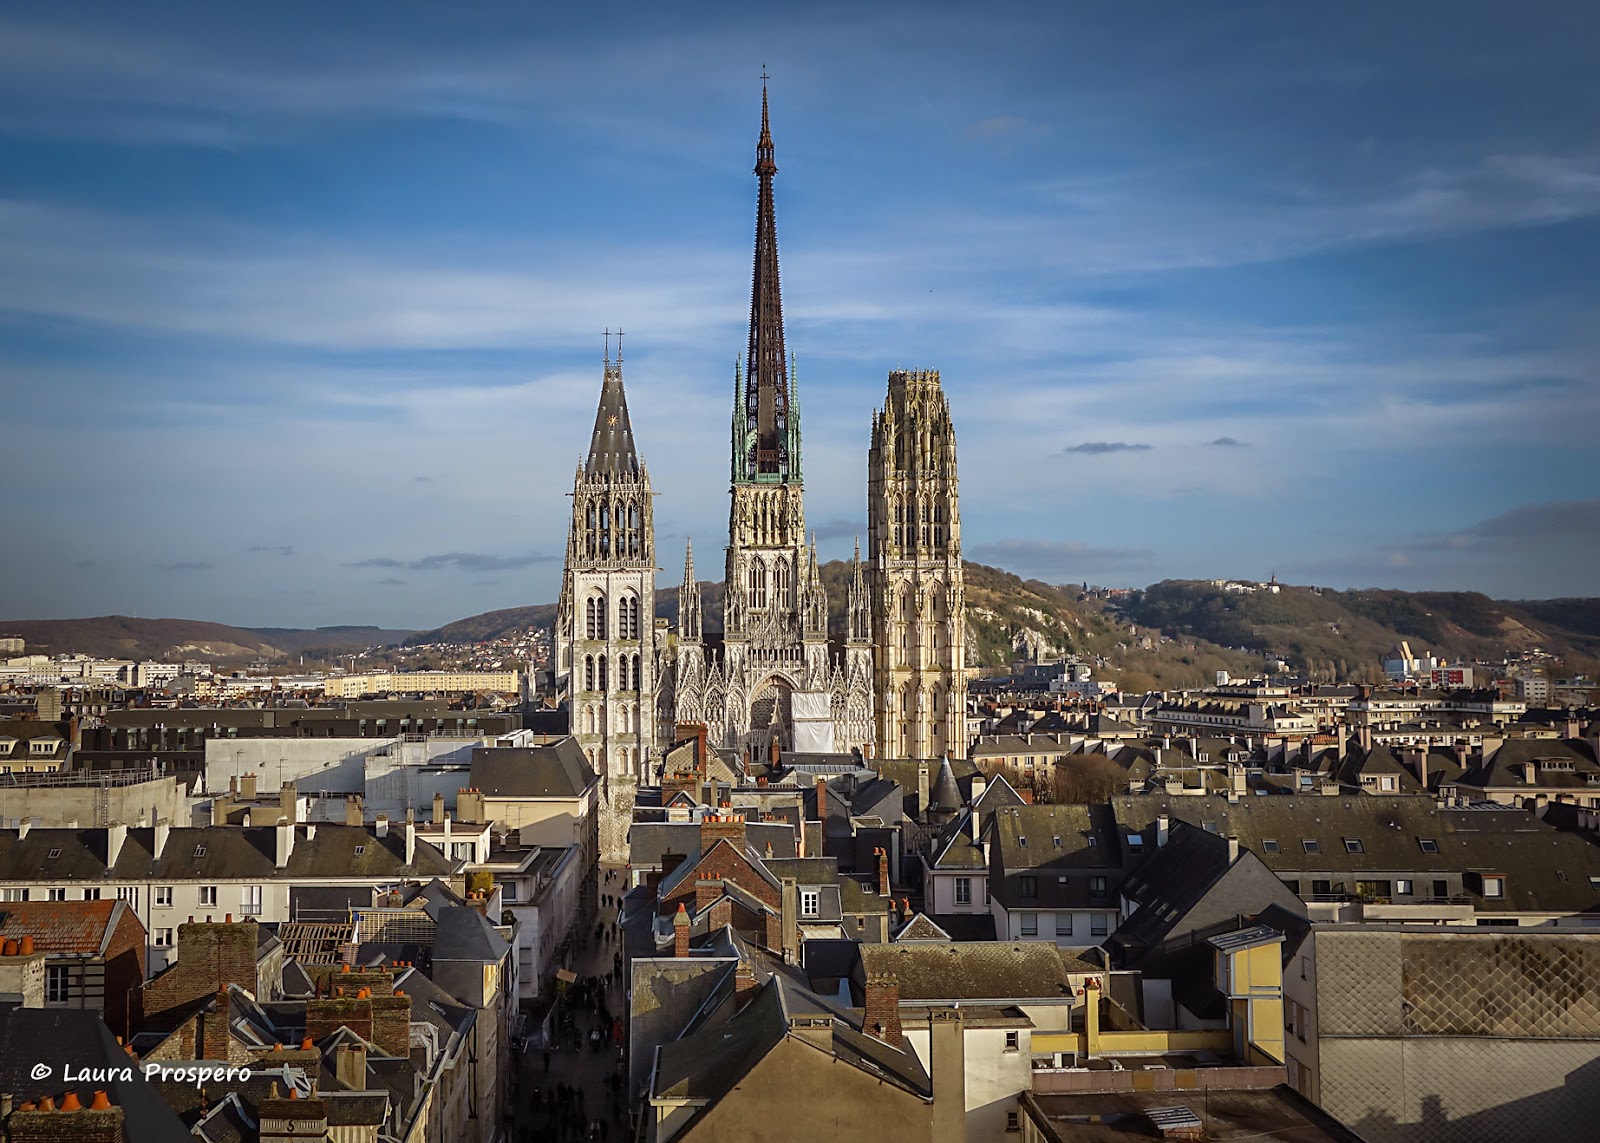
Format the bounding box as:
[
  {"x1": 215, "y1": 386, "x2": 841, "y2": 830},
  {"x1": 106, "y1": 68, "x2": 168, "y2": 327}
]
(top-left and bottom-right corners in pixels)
[
  {"x1": 868, "y1": 370, "x2": 965, "y2": 760},
  {"x1": 555, "y1": 336, "x2": 659, "y2": 862}
]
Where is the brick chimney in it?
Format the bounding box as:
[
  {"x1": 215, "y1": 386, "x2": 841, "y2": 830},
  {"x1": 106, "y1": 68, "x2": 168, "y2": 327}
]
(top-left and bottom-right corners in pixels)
[
  {"x1": 815, "y1": 777, "x2": 828, "y2": 824},
  {"x1": 864, "y1": 973, "x2": 903, "y2": 1047},
  {"x1": 735, "y1": 958, "x2": 759, "y2": 1006},
  {"x1": 695, "y1": 874, "x2": 722, "y2": 914},
  {"x1": 699, "y1": 810, "x2": 747, "y2": 851},
  {"x1": 369, "y1": 992, "x2": 412, "y2": 1057},
  {"x1": 7, "y1": 1099, "x2": 124, "y2": 1143},
  {"x1": 305, "y1": 995, "x2": 373, "y2": 1043},
  {"x1": 875, "y1": 847, "x2": 890, "y2": 898},
  {"x1": 673, "y1": 902, "x2": 690, "y2": 958},
  {"x1": 202, "y1": 986, "x2": 232, "y2": 1060}
]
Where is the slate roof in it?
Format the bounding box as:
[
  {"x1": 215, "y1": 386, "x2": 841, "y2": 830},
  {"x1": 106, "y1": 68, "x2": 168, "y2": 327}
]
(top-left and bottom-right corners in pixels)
[
  {"x1": 470, "y1": 738, "x2": 597, "y2": 798},
  {"x1": 0, "y1": 1007, "x2": 192, "y2": 1141},
  {"x1": 432, "y1": 906, "x2": 510, "y2": 964},
  {"x1": 652, "y1": 975, "x2": 931, "y2": 1114},
  {"x1": 1111, "y1": 793, "x2": 1600, "y2": 915},
  {"x1": 855, "y1": 942, "x2": 1076, "y2": 1003},
  {"x1": 0, "y1": 823, "x2": 455, "y2": 883},
  {"x1": 929, "y1": 758, "x2": 963, "y2": 812},
  {"x1": 627, "y1": 821, "x2": 796, "y2": 868},
  {"x1": 893, "y1": 913, "x2": 952, "y2": 942}
]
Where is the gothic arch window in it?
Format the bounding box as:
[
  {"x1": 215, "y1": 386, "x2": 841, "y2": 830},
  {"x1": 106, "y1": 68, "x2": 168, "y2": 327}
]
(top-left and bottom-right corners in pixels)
[
  {"x1": 773, "y1": 559, "x2": 788, "y2": 607},
  {"x1": 586, "y1": 594, "x2": 609, "y2": 640},
  {"x1": 584, "y1": 655, "x2": 595, "y2": 691},
  {"x1": 618, "y1": 595, "x2": 638, "y2": 640},
  {"x1": 598, "y1": 501, "x2": 611, "y2": 558},
  {"x1": 597, "y1": 655, "x2": 608, "y2": 691},
  {"x1": 631, "y1": 652, "x2": 641, "y2": 690},
  {"x1": 748, "y1": 560, "x2": 769, "y2": 610}
]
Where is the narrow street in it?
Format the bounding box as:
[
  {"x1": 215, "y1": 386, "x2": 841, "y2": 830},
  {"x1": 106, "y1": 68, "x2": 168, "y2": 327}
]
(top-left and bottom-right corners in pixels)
[{"x1": 509, "y1": 865, "x2": 631, "y2": 1142}]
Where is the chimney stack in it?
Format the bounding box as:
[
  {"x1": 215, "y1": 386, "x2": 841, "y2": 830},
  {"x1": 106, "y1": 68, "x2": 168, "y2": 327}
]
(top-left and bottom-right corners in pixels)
[
  {"x1": 815, "y1": 777, "x2": 828, "y2": 825},
  {"x1": 917, "y1": 762, "x2": 930, "y2": 818},
  {"x1": 863, "y1": 974, "x2": 903, "y2": 1047},
  {"x1": 876, "y1": 847, "x2": 890, "y2": 898},
  {"x1": 673, "y1": 903, "x2": 690, "y2": 958},
  {"x1": 275, "y1": 818, "x2": 295, "y2": 869},
  {"x1": 432, "y1": 792, "x2": 445, "y2": 824},
  {"x1": 1227, "y1": 835, "x2": 1240, "y2": 863},
  {"x1": 781, "y1": 877, "x2": 798, "y2": 964},
  {"x1": 1156, "y1": 815, "x2": 1170, "y2": 848}
]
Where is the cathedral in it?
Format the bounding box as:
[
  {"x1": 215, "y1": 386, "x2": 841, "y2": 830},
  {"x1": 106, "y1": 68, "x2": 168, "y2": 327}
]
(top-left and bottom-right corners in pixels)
[
  {"x1": 670, "y1": 84, "x2": 874, "y2": 760},
  {"x1": 556, "y1": 85, "x2": 966, "y2": 853}
]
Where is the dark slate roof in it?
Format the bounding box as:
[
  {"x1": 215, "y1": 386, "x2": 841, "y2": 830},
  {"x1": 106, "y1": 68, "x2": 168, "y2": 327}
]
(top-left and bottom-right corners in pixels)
[
  {"x1": 1113, "y1": 824, "x2": 1235, "y2": 950},
  {"x1": 930, "y1": 758, "x2": 963, "y2": 812},
  {"x1": 627, "y1": 821, "x2": 796, "y2": 868},
  {"x1": 893, "y1": 913, "x2": 952, "y2": 942},
  {"x1": 1112, "y1": 793, "x2": 1600, "y2": 915},
  {"x1": 584, "y1": 360, "x2": 641, "y2": 478},
  {"x1": 469, "y1": 737, "x2": 597, "y2": 799},
  {"x1": 855, "y1": 942, "x2": 1076, "y2": 1003},
  {"x1": 432, "y1": 905, "x2": 510, "y2": 964},
  {"x1": 652, "y1": 975, "x2": 931, "y2": 1113},
  {"x1": 0, "y1": 823, "x2": 454, "y2": 884},
  {"x1": 0, "y1": 1008, "x2": 193, "y2": 1142}
]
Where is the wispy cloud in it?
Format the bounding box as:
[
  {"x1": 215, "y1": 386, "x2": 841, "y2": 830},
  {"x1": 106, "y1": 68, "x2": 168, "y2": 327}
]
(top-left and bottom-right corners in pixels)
[
  {"x1": 347, "y1": 551, "x2": 555, "y2": 573},
  {"x1": 1206, "y1": 436, "x2": 1248, "y2": 447},
  {"x1": 249, "y1": 544, "x2": 295, "y2": 557},
  {"x1": 1064, "y1": 441, "x2": 1152, "y2": 455},
  {"x1": 156, "y1": 560, "x2": 212, "y2": 572}
]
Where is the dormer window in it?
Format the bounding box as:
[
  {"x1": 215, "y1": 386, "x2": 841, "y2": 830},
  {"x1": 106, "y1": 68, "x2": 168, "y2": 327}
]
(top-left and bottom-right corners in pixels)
[
  {"x1": 801, "y1": 890, "x2": 819, "y2": 917},
  {"x1": 1481, "y1": 875, "x2": 1505, "y2": 898}
]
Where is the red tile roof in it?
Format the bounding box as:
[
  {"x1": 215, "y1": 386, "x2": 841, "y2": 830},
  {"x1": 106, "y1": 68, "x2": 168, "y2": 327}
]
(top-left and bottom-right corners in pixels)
[{"x1": 0, "y1": 899, "x2": 129, "y2": 955}]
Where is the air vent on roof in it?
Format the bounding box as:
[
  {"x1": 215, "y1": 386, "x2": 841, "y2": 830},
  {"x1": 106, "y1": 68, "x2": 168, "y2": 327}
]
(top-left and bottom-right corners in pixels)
[
  {"x1": 194, "y1": 846, "x2": 206, "y2": 857},
  {"x1": 47, "y1": 849, "x2": 61, "y2": 859},
  {"x1": 354, "y1": 846, "x2": 365, "y2": 856}
]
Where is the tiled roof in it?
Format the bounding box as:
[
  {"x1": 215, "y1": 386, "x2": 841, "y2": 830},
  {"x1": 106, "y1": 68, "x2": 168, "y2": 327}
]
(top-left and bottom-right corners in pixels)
[
  {"x1": 0, "y1": 899, "x2": 127, "y2": 955},
  {"x1": 856, "y1": 941, "x2": 1075, "y2": 1002}
]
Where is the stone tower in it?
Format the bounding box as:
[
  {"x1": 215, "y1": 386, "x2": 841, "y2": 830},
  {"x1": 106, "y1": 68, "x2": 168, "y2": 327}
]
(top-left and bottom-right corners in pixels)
[
  {"x1": 555, "y1": 343, "x2": 658, "y2": 861},
  {"x1": 868, "y1": 370, "x2": 965, "y2": 760},
  {"x1": 670, "y1": 84, "x2": 872, "y2": 759}
]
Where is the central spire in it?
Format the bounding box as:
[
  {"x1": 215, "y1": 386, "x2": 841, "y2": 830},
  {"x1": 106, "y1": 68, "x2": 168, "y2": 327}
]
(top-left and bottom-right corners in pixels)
[{"x1": 739, "y1": 78, "x2": 792, "y2": 482}]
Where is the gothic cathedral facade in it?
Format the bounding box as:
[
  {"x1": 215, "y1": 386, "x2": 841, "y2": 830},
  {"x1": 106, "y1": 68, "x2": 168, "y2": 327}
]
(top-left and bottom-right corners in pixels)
[
  {"x1": 555, "y1": 350, "x2": 659, "y2": 861},
  {"x1": 670, "y1": 86, "x2": 873, "y2": 759},
  {"x1": 868, "y1": 370, "x2": 966, "y2": 760}
]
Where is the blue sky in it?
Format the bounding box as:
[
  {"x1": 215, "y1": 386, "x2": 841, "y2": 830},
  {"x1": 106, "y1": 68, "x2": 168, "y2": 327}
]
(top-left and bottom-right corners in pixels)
[{"x1": 1, "y1": 1, "x2": 1597, "y2": 629}]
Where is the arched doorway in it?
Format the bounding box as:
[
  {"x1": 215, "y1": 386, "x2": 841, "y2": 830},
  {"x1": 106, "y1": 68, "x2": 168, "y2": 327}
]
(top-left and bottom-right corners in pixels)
[{"x1": 747, "y1": 675, "x2": 795, "y2": 759}]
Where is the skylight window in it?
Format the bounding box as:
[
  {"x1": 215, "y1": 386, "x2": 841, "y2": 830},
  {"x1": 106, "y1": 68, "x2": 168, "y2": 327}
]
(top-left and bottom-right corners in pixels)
[
  {"x1": 1302, "y1": 839, "x2": 1320, "y2": 854},
  {"x1": 354, "y1": 846, "x2": 366, "y2": 856},
  {"x1": 1418, "y1": 838, "x2": 1439, "y2": 854},
  {"x1": 194, "y1": 846, "x2": 207, "y2": 857},
  {"x1": 1344, "y1": 838, "x2": 1364, "y2": 854},
  {"x1": 1053, "y1": 836, "x2": 1062, "y2": 848},
  {"x1": 1262, "y1": 839, "x2": 1280, "y2": 853},
  {"x1": 46, "y1": 849, "x2": 61, "y2": 860}
]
